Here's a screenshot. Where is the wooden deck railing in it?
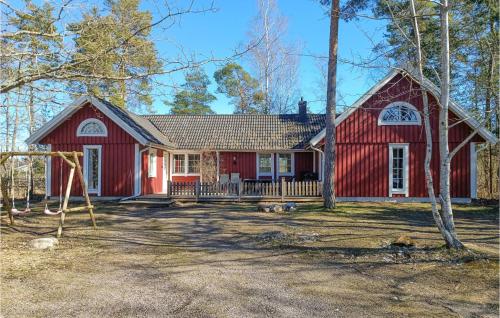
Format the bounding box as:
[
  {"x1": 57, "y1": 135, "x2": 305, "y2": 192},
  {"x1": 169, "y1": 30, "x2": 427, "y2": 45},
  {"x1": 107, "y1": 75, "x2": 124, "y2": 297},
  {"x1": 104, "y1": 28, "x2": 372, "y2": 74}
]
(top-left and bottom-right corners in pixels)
[{"x1": 168, "y1": 179, "x2": 322, "y2": 200}]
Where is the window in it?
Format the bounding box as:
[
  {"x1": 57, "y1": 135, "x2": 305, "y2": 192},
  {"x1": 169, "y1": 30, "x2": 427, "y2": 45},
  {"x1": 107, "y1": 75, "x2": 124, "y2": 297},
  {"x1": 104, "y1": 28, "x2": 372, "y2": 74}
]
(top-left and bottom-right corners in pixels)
[
  {"x1": 173, "y1": 154, "x2": 185, "y2": 174},
  {"x1": 77, "y1": 118, "x2": 107, "y2": 137},
  {"x1": 148, "y1": 149, "x2": 157, "y2": 177},
  {"x1": 378, "y1": 102, "x2": 421, "y2": 126},
  {"x1": 257, "y1": 153, "x2": 273, "y2": 176},
  {"x1": 188, "y1": 154, "x2": 200, "y2": 174},
  {"x1": 389, "y1": 144, "x2": 409, "y2": 196},
  {"x1": 278, "y1": 153, "x2": 293, "y2": 175},
  {"x1": 83, "y1": 145, "x2": 101, "y2": 195},
  {"x1": 172, "y1": 154, "x2": 201, "y2": 175}
]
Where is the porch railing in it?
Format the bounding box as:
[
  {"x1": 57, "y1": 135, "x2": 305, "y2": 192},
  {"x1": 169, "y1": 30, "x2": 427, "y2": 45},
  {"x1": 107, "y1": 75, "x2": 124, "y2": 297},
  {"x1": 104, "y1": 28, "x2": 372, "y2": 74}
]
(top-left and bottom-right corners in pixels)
[{"x1": 167, "y1": 179, "x2": 323, "y2": 200}]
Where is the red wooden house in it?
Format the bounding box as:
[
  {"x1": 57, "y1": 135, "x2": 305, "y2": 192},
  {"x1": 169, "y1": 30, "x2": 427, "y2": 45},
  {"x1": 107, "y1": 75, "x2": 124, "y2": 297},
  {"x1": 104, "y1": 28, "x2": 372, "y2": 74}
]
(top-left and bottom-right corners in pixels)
[{"x1": 27, "y1": 68, "x2": 497, "y2": 202}]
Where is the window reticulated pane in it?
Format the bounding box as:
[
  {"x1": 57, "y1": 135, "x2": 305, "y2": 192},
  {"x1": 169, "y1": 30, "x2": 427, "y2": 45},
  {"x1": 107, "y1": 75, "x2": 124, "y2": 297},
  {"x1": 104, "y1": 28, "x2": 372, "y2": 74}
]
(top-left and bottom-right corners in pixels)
[
  {"x1": 173, "y1": 154, "x2": 185, "y2": 174},
  {"x1": 381, "y1": 104, "x2": 418, "y2": 123},
  {"x1": 259, "y1": 154, "x2": 272, "y2": 173},
  {"x1": 87, "y1": 148, "x2": 99, "y2": 190},
  {"x1": 80, "y1": 122, "x2": 105, "y2": 135},
  {"x1": 188, "y1": 154, "x2": 200, "y2": 174},
  {"x1": 392, "y1": 148, "x2": 404, "y2": 190},
  {"x1": 279, "y1": 154, "x2": 292, "y2": 174}
]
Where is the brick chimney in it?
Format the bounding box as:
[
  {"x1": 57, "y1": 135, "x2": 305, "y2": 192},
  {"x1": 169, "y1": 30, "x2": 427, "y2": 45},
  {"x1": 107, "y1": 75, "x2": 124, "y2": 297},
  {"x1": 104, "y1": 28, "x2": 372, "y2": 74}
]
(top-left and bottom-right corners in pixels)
[{"x1": 298, "y1": 97, "x2": 307, "y2": 121}]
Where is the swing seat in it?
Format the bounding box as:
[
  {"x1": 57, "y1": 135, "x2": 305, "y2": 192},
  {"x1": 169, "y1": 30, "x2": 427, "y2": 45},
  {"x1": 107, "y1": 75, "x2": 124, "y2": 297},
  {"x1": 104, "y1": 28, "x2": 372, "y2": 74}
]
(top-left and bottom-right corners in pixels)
[
  {"x1": 44, "y1": 208, "x2": 62, "y2": 216},
  {"x1": 11, "y1": 208, "x2": 28, "y2": 216}
]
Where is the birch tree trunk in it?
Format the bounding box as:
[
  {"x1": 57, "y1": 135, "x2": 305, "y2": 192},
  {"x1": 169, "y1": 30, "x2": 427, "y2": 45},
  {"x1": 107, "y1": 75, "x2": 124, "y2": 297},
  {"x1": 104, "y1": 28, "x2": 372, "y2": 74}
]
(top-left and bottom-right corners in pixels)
[
  {"x1": 410, "y1": 0, "x2": 462, "y2": 247},
  {"x1": 323, "y1": 0, "x2": 339, "y2": 209},
  {"x1": 438, "y1": 0, "x2": 464, "y2": 249}
]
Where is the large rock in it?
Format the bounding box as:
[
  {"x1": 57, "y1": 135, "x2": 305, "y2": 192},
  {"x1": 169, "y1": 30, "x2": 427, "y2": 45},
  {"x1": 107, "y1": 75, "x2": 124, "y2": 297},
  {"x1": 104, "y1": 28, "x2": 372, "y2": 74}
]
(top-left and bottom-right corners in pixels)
[
  {"x1": 392, "y1": 235, "x2": 415, "y2": 247},
  {"x1": 270, "y1": 204, "x2": 283, "y2": 213},
  {"x1": 29, "y1": 237, "x2": 59, "y2": 250},
  {"x1": 283, "y1": 202, "x2": 297, "y2": 212}
]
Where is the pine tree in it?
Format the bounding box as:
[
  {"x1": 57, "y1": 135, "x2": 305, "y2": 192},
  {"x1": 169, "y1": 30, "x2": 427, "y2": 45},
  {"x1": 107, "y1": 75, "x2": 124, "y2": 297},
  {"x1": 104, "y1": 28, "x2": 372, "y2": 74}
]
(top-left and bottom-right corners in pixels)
[
  {"x1": 214, "y1": 63, "x2": 264, "y2": 114},
  {"x1": 68, "y1": 0, "x2": 161, "y2": 110},
  {"x1": 167, "y1": 68, "x2": 216, "y2": 115}
]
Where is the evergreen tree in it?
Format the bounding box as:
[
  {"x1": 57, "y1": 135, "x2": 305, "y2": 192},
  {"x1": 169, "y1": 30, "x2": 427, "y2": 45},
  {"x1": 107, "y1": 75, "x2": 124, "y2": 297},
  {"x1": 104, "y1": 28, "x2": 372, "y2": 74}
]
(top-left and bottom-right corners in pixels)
[
  {"x1": 167, "y1": 68, "x2": 216, "y2": 115},
  {"x1": 214, "y1": 63, "x2": 264, "y2": 114},
  {"x1": 68, "y1": 0, "x2": 161, "y2": 110}
]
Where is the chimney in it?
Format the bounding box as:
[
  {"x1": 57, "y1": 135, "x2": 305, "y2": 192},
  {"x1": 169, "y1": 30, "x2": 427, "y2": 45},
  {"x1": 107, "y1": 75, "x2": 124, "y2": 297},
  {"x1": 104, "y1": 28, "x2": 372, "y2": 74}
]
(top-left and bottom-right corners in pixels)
[{"x1": 298, "y1": 97, "x2": 307, "y2": 121}]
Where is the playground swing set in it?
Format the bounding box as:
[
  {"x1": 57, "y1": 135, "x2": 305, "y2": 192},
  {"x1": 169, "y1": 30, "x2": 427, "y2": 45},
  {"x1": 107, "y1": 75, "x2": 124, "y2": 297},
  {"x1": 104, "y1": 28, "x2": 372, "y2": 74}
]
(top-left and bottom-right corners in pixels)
[{"x1": 0, "y1": 151, "x2": 97, "y2": 238}]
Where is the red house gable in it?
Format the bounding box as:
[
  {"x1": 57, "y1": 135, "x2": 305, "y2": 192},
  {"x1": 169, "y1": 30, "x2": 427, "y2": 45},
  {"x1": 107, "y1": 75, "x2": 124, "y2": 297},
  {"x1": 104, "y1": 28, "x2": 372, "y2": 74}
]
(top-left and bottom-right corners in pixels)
[
  {"x1": 41, "y1": 103, "x2": 138, "y2": 197},
  {"x1": 312, "y1": 72, "x2": 487, "y2": 198}
]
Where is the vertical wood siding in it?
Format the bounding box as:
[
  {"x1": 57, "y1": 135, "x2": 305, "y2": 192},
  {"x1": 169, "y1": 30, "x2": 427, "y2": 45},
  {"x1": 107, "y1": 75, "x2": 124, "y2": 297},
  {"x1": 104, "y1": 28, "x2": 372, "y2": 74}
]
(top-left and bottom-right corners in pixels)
[
  {"x1": 141, "y1": 149, "x2": 164, "y2": 194},
  {"x1": 219, "y1": 152, "x2": 257, "y2": 180},
  {"x1": 332, "y1": 73, "x2": 483, "y2": 198},
  {"x1": 294, "y1": 152, "x2": 314, "y2": 180},
  {"x1": 41, "y1": 104, "x2": 136, "y2": 197}
]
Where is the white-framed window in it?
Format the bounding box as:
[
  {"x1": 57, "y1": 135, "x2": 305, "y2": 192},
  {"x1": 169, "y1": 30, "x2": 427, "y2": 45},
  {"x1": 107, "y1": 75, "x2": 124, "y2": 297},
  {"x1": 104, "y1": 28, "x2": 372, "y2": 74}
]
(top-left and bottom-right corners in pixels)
[
  {"x1": 257, "y1": 153, "x2": 274, "y2": 178},
  {"x1": 77, "y1": 118, "x2": 108, "y2": 137},
  {"x1": 173, "y1": 154, "x2": 185, "y2": 174},
  {"x1": 188, "y1": 154, "x2": 200, "y2": 174},
  {"x1": 83, "y1": 145, "x2": 102, "y2": 195},
  {"x1": 389, "y1": 144, "x2": 409, "y2": 197},
  {"x1": 378, "y1": 102, "x2": 421, "y2": 126},
  {"x1": 172, "y1": 153, "x2": 201, "y2": 175},
  {"x1": 148, "y1": 149, "x2": 157, "y2": 178},
  {"x1": 277, "y1": 153, "x2": 294, "y2": 176}
]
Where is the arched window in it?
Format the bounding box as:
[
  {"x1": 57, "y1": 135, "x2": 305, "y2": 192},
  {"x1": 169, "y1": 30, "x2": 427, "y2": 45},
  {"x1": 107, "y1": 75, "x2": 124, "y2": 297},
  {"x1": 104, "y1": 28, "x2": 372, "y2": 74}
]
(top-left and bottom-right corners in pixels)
[
  {"x1": 77, "y1": 118, "x2": 108, "y2": 137},
  {"x1": 378, "y1": 102, "x2": 421, "y2": 126}
]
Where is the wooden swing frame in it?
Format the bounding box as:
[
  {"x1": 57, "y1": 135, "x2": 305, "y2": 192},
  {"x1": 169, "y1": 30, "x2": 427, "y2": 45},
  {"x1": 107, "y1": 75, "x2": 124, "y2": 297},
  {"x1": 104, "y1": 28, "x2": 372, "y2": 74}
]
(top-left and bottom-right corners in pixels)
[{"x1": 0, "y1": 151, "x2": 97, "y2": 238}]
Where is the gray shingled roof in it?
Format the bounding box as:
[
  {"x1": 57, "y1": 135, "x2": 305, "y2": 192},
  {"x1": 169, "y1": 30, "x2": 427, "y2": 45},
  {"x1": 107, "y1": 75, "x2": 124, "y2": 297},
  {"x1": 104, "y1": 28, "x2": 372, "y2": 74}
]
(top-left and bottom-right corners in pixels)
[
  {"x1": 142, "y1": 114, "x2": 326, "y2": 150},
  {"x1": 96, "y1": 97, "x2": 175, "y2": 147}
]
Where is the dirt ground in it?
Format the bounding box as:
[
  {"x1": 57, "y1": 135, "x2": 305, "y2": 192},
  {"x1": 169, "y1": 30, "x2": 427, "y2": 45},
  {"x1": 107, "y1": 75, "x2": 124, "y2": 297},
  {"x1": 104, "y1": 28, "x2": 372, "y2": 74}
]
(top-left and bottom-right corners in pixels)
[{"x1": 1, "y1": 201, "x2": 498, "y2": 318}]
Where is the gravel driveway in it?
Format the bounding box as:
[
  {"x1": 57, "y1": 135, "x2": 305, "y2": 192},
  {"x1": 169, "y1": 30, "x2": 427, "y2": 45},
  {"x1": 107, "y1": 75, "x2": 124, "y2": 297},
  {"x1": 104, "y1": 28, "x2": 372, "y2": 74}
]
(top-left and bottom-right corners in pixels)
[{"x1": 1, "y1": 202, "x2": 498, "y2": 317}]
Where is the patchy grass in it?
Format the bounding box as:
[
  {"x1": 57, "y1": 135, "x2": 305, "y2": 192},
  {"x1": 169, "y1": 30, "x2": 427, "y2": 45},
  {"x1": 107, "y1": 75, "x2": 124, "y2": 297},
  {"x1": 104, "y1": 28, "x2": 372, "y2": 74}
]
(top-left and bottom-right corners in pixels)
[{"x1": 1, "y1": 201, "x2": 498, "y2": 317}]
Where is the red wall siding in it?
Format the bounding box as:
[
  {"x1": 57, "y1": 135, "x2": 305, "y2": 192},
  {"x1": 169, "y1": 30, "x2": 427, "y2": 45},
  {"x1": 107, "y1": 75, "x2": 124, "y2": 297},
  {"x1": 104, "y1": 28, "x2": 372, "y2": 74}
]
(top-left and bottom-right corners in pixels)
[
  {"x1": 41, "y1": 104, "x2": 136, "y2": 197},
  {"x1": 219, "y1": 152, "x2": 257, "y2": 180},
  {"x1": 172, "y1": 175, "x2": 200, "y2": 182},
  {"x1": 331, "y1": 73, "x2": 483, "y2": 198},
  {"x1": 141, "y1": 149, "x2": 164, "y2": 194},
  {"x1": 294, "y1": 152, "x2": 314, "y2": 180}
]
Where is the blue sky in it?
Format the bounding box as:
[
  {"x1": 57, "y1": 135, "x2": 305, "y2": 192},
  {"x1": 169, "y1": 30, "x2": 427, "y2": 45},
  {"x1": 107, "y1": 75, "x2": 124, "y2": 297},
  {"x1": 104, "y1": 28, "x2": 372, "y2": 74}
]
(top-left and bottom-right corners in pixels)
[{"x1": 145, "y1": 0, "x2": 388, "y2": 114}]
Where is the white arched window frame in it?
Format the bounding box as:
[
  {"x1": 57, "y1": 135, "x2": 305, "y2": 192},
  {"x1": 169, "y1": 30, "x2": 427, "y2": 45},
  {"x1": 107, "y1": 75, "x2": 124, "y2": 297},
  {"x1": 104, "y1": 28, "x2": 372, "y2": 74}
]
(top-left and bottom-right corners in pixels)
[
  {"x1": 378, "y1": 102, "x2": 422, "y2": 126},
  {"x1": 77, "y1": 118, "x2": 108, "y2": 137}
]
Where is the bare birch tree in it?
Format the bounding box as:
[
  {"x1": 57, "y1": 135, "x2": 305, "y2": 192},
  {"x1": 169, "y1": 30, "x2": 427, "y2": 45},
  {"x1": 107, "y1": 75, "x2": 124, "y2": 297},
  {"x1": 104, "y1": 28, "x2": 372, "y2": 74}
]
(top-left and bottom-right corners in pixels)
[
  {"x1": 409, "y1": 0, "x2": 462, "y2": 248},
  {"x1": 247, "y1": 0, "x2": 300, "y2": 114}
]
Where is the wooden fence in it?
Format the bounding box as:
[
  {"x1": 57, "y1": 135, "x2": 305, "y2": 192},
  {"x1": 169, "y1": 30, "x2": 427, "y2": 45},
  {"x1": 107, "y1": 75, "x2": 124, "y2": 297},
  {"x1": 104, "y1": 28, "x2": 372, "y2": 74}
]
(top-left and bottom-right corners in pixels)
[{"x1": 168, "y1": 179, "x2": 322, "y2": 200}]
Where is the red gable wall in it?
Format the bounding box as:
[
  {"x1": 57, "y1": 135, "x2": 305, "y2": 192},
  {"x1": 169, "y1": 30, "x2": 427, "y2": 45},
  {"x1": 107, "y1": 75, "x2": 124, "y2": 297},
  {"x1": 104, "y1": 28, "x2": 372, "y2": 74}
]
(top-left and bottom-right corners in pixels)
[
  {"x1": 41, "y1": 103, "x2": 137, "y2": 197},
  {"x1": 329, "y1": 73, "x2": 484, "y2": 198}
]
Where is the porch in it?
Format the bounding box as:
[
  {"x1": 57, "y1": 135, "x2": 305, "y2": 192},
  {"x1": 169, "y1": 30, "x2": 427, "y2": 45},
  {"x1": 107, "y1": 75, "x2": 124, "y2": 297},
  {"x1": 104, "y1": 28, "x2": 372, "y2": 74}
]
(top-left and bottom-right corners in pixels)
[{"x1": 139, "y1": 179, "x2": 323, "y2": 202}]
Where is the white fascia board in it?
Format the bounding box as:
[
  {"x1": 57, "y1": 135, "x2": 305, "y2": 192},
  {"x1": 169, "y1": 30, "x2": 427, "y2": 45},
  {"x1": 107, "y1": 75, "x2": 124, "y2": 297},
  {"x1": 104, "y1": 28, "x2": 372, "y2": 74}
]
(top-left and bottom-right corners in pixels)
[
  {"x1": 309, "y1": 68, "x2": 499, "y2": 146},
  {"x1": 309, "y1": 69, "x2": 400, "y2": 146},
  {"x1": 26, "y1": 96, "x2": 149, "y2": 145}
]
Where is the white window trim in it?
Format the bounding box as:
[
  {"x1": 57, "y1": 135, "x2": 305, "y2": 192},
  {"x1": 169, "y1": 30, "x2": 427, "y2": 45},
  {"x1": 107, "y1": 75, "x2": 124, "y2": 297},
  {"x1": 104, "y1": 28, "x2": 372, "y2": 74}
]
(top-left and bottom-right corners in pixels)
[
  {"x1": 162, "y1": 153, "x2": 168, "y2": 193},
  {"x1": 170, "y1": 152, "x2": 202, "y2": 176},
  {"x1": 148, "y1": 149, "x2": 157, "y2": 178},
  {"x1": 256, "y1": 153, "x2": 274, "y2": 179},
  {"x1": 83, "y1": 145, "x2": 102, "y2": 196},
  {"x1": 134, "y1": 144, "x2": 141, "y2": 196},
  {"x1": 388, "y1": 143, "x2": 409, "y2": 197},
  {"x1": 77, "y1": 118, "x2": 108, "y2": 137},
  {"x1": 378, "y1": 102, "x2": 421, "y2": 126},
  {"x1": 277, "y1": 152, "x2": 295, "y2": 177}
]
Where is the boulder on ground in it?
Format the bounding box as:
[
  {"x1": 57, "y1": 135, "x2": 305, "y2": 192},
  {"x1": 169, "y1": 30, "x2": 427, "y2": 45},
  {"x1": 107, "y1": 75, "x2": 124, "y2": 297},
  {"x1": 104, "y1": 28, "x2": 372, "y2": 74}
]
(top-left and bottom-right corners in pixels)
[
  {"x1": 257, "y1": 204, "x2": 271, "y2": 213},
  {"x1": 29, "y1": 237, "x2": 59, "y2": 250},
  {"x1": 283, "y1": 202, "x2": 297, "y2": 212},
  {"x1": 392, "y1": 235, "x2": 415, "y2": 247},
  {"x1": 270, "y1": 204, "x2": 283, "y2": 213}
]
